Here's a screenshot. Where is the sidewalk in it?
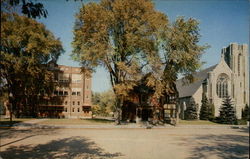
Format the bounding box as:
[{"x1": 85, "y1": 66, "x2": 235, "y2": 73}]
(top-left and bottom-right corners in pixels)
[{"x1": 9, "y1": 119, "x2": 248, "y2": 129}]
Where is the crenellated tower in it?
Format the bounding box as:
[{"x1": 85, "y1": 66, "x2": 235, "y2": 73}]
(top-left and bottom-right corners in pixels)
[{"x1": 221, "y1": 43, "x2": 249, "y2": 118}]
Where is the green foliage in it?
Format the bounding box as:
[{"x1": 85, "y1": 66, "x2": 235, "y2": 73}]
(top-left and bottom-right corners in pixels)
[
  {"x1": 72, "y1": 0, "x2": 207, "y2": 123},
  {"x1": 0, "y1": 13, "x2": 63, "y2": 117},
  {"x1": 185, "y1": 98, "x2": 198, "y2": 120},
  {"x1": 72, "y1": 0, "x2": 168, "y2": 123},
  {"x1": 200, "y1": 95, "x2": 215, "y2": 120},
  {"x1": 218, "y1": 96, "x2": 237, "y2": 124},
  {"x1": 92, "y1": 90, "x2": 116, "y2": 116},
  {"x1": 200, "y1": 95, "x2": 210, "y2": 120},
  {"x1": 241, "y1": 104, "x2": 249, "y2": 121},
  {"x1": 208, "y1": 102, "x2": 215, "y2": 120},
  {"x1": 147, "y1": 17, "x2": 209, "y2": 98}
]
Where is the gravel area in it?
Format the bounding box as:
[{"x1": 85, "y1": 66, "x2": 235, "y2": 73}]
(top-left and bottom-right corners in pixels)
[{"x1": 0, "y1": 125, "x2": 249, "y2": 159}]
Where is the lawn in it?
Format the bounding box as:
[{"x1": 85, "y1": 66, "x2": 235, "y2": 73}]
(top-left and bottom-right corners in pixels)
[
  {"x1": 39, "y1": 118, "x2": 115, "y2": 125},
  {"x1": 178, "y1": 120, "x2": 220, "y2": 125}
]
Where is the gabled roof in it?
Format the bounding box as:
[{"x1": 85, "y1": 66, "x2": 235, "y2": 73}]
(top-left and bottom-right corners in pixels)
[{"x1": 176, "y1": 65, "x2": 217, "y2": 98}]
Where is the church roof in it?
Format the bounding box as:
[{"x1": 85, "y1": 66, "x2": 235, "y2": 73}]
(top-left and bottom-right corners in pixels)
[{"x1": 176, "y1": 65, "x2": 217, "y2": 98}]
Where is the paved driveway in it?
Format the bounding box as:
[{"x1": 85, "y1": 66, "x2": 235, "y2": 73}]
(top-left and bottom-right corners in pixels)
[{"x1": 0, "y1": 126, "x2": 249, "y2": 159}]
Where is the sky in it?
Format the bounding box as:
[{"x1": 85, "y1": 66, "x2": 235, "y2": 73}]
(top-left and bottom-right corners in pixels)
[{"x1": 38, "y1": 0, "x2": 249, "y2": 93}]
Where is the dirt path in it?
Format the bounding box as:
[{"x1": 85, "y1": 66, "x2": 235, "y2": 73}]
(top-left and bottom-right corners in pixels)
[{"x1": 0, "y1": 127, "x2": 249, "y2": 159}]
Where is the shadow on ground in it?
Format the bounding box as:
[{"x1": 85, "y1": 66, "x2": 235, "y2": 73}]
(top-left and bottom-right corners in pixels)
[
  {"x1": 0, "y1": 120, "x2": 23, "y2": 127},
  {"x1": 187, "y1": 130, "x2": 249, "y2": 159},
  {"x1": 1, "y1": 136, "x2": 122, "y2": 159},
  {"x1": 0, "y1": 126, "x2": 58, "y2": 139}
]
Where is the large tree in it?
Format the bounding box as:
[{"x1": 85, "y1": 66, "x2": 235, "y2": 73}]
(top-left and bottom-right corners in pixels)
[
  {"x1": 0, "y1": 13, "x2": 64, "y2": 119},
  {"x1": 145, "y1": 17, "x2": 208, "y2": 122},
  {"x1": 147, "y1": 17, "x2": 208, "y2": 99},
  {"x1": 72, "y1": 0, "x2": 168, "y2": 124}
]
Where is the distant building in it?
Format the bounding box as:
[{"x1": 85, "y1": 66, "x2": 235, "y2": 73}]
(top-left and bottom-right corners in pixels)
[
  {"x1": 177, "y1": 43, "x2": 249, "y2": 119},
  {"x1": 38, "y1": 63, "x2": 92, "y2": 118}
]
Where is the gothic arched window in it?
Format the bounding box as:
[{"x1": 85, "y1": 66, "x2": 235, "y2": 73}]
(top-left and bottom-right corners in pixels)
[
  {"x1": 238, "y1": 54, "x2": 241, "y2": 76},
  {"x1": 216, "y1": 74, "x2": 229, "y2": 98}
]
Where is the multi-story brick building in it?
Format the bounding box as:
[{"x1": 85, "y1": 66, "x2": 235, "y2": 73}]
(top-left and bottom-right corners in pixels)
[{"x1": 39, "y1": 63, "x2": 92, "y2": 118}]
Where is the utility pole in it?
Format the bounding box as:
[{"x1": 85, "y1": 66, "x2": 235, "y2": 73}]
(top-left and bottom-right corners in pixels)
[{"x1": 9, "y1": 92, "x2": 13, "y2": 124}]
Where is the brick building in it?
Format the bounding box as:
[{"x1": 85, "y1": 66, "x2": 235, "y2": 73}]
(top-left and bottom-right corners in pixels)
[{"x1": 39, "y1": 63, "x2": 92, "y2": 118}]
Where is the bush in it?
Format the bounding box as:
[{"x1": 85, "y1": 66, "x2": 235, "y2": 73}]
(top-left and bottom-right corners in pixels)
[
  {"x1": 241, "y1": 104, "x2": 249, "y2": 121},
  {"x1": 237, "y1": 119, "x2": 247, "y2": 125}
]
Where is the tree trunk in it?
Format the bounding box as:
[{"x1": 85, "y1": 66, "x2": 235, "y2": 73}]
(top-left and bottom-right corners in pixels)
[{"x1": 115, "y1": 96, "x2": 124, "y2": 125}]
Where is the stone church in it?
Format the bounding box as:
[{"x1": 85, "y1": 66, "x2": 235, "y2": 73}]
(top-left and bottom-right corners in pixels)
[{"x1": 177, "y1": 43, "x2": 249, "y2": 119}]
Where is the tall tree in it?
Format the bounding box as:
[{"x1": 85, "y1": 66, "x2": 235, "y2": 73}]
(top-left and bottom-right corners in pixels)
[
  {"x1": 185, "y1": 98, "x2": 198, "y2": 120},
  {"x1": 0, "y1": 13, "x2": 64, "y2": 119},
  {"x1": 208, "y1": 102, "x2": 215, "y2": 120},
  {"x1": 147, "y1": 17, "x2": 208, "y2": 101},
  {"x1": 219, "y1": 96, "x2": 237, "y2": 124},
  {"x1": 145, "y1": 17, "x2": 208, "y2": 122},
  {"x1": 72, "y1": 0, "x2": 168, "y2": 124},
  {"x1": 200, "y1": 94, "x2": 210, "y2": 120}
]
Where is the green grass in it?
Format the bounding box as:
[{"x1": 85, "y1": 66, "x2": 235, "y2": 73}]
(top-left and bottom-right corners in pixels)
[
  {"x1": 40, "y1": 118, "x2": 114, "y2": 125},
  {"x1": 179, "y1": 120, "x2": 220, "y2": 125},
  {"x1": 237, "y1": 119, "x2": 248, "y2": 125}
]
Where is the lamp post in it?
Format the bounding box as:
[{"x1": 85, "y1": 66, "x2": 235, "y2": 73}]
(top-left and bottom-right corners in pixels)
[
  {"x1": 9, "y1": 92, "x2": 13, "y2": 124},
  {"x1": 183, "y1": 101, "x2": 186, "y2": 120}
]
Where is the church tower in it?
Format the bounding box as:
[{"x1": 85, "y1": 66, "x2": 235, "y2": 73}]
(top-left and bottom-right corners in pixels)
[{"x1": 221, "y1": 43, "x2": 249, "y2": 118}]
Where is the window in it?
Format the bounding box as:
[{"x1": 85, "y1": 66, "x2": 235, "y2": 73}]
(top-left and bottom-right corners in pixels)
[
  {"x1": 78, "y1": 108, "x2": 80, "y2": 112},
  {"x1": 72, "y1": 88, "x2": 81, "y2": 95},
  {"x1": 72, "y1": 108, "x2": 74, "y2": 112},
  {"x1": 86, "y1": 95, "x2": 89, "y2": 99},
  {"x1": 216, "y1": 74, "x2": 229, "y2": 98},
  {"x1": 78, "y1": 101, "x2": 80, "y2": 105},
  {"x1": 73, "y1": 101, "x2": 75, "y2": 105},
  {"x1": 232, "y1": 84, "x2": 235, "y2": 98},
  {"x1": 244, "y1": 91, "x2": 246, "y2": 103},
  {"x1": 65, "y1": 101, "x2": 68, "y2": 105},
  {"x1": 238, "y1": 54, "x2": 241, "y2": 76},
  {"x1": 58, "y1": 73, "x2": 69, "y2": 82},
  {"x1": 72, "y1": 74, "x2": 81, "y2": 83},
  {"x1": 54, "y1": 91, "x2": 58, "y2": 95},
  {"x1": 64, "y1": 91, "x2": 68, "y2": 96},
  {"x1": 65, "y1": 108, "x2": 67, "y2": 112},
  {"x1": 59, "y1": 91, "x2": 63, "y2": 96}
]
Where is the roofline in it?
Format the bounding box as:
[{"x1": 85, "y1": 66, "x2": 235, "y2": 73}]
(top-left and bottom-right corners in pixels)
[{"x1": 177, "y1": 64, "x2": 217, "y2": 81}]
